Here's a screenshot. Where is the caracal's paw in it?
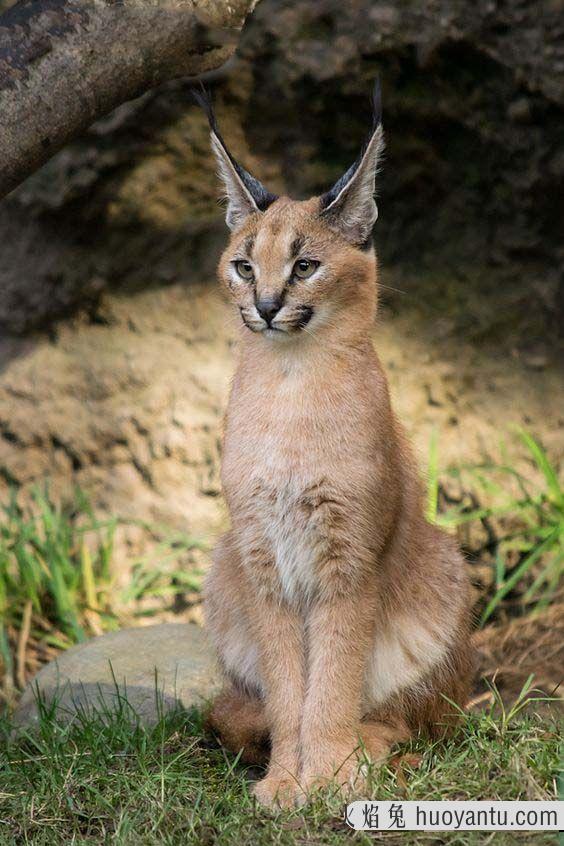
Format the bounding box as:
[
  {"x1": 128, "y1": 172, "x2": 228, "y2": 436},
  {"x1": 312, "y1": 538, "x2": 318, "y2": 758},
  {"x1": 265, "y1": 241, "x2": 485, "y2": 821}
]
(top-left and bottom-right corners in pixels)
[
  {"x1": 298, "y1": 745, "x2": 374, "y2": 805},
  {"x1": 251, "y1": 774, "x2": 300, "y2": 809},
  {"x1": 297, "y1": 769, "x2": 366, "y2": 805}
]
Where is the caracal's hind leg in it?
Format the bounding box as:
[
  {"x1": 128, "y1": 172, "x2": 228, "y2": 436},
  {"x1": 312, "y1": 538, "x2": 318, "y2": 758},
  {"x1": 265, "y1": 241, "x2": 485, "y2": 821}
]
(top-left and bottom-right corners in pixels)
[
  {"x1": 358, "y1": 716, "x2": 411, "y2": 763},
  {"x1": 336, "y1": 718, "x2": 411, "y2": 796},
  {"x1": 205, "y1": 686, "x2": 269, "y2": 765}
]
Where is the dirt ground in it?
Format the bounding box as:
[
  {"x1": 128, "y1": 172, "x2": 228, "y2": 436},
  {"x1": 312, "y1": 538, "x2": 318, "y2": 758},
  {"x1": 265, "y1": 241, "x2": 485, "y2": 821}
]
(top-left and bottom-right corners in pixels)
[{"x1": 2, "y1": 272, "x2": 561, "y2": 556}]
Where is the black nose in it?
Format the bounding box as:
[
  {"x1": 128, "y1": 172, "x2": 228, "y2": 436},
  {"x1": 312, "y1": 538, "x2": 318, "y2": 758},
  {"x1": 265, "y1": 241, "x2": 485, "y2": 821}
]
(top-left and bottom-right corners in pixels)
[{"x1": 256, "y1": 297, "x2": 282, "y2": 325}]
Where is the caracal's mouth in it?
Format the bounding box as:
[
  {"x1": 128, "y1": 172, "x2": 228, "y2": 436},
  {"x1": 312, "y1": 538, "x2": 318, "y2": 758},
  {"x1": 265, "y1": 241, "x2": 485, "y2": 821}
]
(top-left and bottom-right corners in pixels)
[
  {"x1": 269, "y1": 306, "x2": 314, "y2": 334},
  {"x1": 241, "y1": 306, "x2": 314, "y2": 335}
]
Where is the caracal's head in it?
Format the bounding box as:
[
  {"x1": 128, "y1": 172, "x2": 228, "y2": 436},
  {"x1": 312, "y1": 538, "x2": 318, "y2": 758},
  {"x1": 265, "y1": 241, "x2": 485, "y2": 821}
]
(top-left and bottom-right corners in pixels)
[{"x1": 196, "y1": 83, "x2": 384, "y2": 341}]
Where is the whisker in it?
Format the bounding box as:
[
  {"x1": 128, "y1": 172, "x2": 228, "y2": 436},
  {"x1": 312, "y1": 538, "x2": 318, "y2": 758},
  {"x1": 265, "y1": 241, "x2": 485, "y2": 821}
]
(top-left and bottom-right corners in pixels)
[
  {"x1": 378, "y1": 283, "x2": 409, "y2": 296},
  {"x1": 223, "y1": 313, "x2": 243, "y2": 327},
  {"x1": 299, "y1": 324, "x2": 324, "y2": 348}
]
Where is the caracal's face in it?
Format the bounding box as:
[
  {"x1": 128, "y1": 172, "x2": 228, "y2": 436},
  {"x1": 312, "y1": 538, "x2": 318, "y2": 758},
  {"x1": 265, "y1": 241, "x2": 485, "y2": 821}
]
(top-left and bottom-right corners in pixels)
[
  {"x1": 200, "y1": 82, "x2": 383, "y2": 336},
  {"x1": 219, "y1": 197, "x2": 373, "y2": 340}
]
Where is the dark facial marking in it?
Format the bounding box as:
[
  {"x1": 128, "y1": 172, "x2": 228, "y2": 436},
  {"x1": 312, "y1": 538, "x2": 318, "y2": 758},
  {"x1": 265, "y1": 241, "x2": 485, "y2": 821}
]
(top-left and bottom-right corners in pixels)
[
  {"x1": 297, "y1": 305, "x2": 314, "y2": 328},
  {"x1": 290, "y1": 235, "x2": 305, "y2": 258},
  {"x1": 269, "y1": 219, "x2": 282, "y2": 237},
  {"x1": 243, "y1": 235, "x2": 255, "y2": 257}
]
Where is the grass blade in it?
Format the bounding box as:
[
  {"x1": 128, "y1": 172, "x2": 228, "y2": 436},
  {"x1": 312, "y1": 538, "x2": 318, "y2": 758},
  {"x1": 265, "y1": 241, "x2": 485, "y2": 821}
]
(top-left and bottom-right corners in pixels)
[
  {"x1": 426, "y1": 428, "x2": 439, "y2": 523},
  {"x1": 480, "y1": 529, "x2": 559, "y2": 625}
]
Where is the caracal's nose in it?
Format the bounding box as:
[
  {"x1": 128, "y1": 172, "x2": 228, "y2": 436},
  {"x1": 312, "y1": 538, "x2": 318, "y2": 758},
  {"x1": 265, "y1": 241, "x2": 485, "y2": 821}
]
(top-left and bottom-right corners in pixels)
[{"x1": 256, "y1": 297, "x2": 282, "y2": 325}]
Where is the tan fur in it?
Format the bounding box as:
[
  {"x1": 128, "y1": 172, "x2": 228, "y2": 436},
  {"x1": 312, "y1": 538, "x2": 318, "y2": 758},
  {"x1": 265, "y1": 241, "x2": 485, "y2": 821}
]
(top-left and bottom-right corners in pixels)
[{"x1": 203, "y1": 195, "x2": 474, "y2": 807}]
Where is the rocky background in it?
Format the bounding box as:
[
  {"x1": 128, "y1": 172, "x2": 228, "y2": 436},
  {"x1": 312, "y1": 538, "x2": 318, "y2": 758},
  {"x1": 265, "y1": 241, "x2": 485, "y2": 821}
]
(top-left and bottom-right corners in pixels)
[{"x1": 1, "y1": 0, "x2": 563, "y2": 560}]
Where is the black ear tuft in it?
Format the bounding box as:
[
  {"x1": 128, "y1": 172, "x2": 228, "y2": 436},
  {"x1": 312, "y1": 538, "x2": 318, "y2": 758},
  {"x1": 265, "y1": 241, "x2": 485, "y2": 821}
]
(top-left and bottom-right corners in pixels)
[
  {"x1": 193, "y1": 84, "x2": 277, "y2": 226},
  {"x1": 370, "y1": 77, "x2": 382, "y2": 134},
  {"x1": 318, "y1": 79, "x2": 384, "y2": 245},
  {"x1": 192, "y1": 84, "x2": 219, "y2": 135},
  {"x1": 320, "y1": 78, "x2": 383, "y2": 213}
]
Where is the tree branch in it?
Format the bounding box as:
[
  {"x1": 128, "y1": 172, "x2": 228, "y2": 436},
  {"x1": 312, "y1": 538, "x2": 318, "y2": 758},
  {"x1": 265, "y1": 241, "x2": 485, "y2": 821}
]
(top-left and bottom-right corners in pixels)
[{"x1": 0, "y1": 0, "x2": 257, "y2": 198}]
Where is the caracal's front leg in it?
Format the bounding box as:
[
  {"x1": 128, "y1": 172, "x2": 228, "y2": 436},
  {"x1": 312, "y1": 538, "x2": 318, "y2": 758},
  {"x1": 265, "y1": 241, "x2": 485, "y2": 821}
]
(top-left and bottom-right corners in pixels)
[
  {"x1": 243, "y1": 544, "x2": 306, "y2": 808},
  {"x1": 300, "y1": 571, "x2": 378, "y2": 797}
]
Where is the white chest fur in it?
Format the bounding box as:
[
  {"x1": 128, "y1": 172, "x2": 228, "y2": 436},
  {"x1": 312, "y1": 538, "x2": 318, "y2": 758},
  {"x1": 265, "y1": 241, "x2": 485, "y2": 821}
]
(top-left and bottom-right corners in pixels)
[
  {"x1": 363, "y1": 614, "x2": 452, "y2": 706},
  {"x1": 262, "y1": 482, "x2": 322, "y2": 604}
]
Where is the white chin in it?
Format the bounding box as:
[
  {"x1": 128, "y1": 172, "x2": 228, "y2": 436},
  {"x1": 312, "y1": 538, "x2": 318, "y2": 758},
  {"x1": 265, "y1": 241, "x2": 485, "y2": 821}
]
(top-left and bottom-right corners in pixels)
[{"x1": 263, "y1": 327, "x2": 291, "y2": 340}]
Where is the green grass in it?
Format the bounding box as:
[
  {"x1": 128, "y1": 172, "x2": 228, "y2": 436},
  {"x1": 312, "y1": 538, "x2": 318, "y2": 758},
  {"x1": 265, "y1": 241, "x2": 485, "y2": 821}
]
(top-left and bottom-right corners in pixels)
[
  {"x1": 0, "y1": 690, "x2": 560, "y2": 845},
  {"x1": 428, "y1": 429, "x2": 564, "y2": 625},
  {"x1": 0, "y1": 489, "x2": 118, "y2": 696},
  {"x1": 0, "y1": 489, "x2": 207, "y2": 698},
  {"x1": 120, "y1": 530, "x2": 206, "y2": 606}
]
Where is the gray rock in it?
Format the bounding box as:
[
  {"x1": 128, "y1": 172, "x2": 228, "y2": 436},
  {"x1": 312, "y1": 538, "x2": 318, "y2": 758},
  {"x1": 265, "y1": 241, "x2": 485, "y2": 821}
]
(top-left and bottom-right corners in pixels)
[{"x1": 14, "y1": 623, "x2": 220, "y2": 729}]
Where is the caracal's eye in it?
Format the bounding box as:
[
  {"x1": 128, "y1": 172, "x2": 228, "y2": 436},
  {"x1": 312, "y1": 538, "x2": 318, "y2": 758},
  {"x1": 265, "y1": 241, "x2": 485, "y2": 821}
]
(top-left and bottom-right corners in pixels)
[
  {"x1": 235, "y1": 260, "x2": 254, "y2": 281},
  {"x1": 293, "y1": 259, "x2": 319, "y2": 279}
]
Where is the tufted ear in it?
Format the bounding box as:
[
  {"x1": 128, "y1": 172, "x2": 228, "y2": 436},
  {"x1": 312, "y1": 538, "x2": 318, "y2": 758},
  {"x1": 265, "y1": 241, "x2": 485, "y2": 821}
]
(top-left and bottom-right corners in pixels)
[
  {"x1": 319, "y1": 81, "x2": 384, "y2": 247},
  {"x1": 193, "y1": 87, "x2": 278, "y2": 230}
]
